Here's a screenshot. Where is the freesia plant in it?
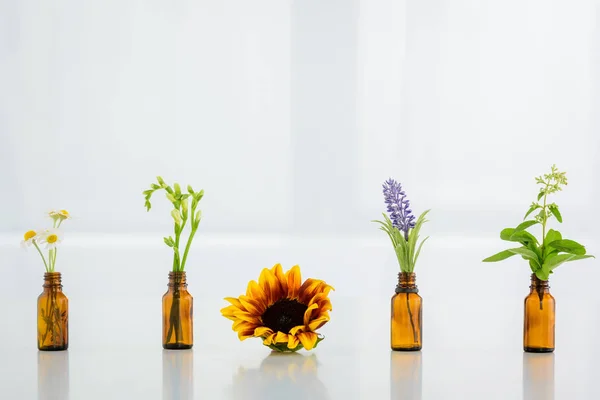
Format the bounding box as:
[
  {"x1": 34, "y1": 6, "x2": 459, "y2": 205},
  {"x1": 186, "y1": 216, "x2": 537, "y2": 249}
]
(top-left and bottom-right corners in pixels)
[
  {"x1": 143, "y1": 177, "x2": 204, "y2": 272},
  {"x1": 483, "y1": 165, "x2": 594, "y2": 280}
]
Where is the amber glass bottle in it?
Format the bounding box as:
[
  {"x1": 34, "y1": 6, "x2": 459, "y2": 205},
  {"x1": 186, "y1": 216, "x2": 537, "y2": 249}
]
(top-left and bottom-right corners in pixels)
[
  {"x1": 163, "y1": 271, "x2": 193, "y2": 349},
  {"x1": 391, "y1": 272, "x2": 422, "y2": 351},
  {"x1": 37, "y1": 272, "x2": 68, "y2": 351},
  {"x1": 523, "y1": 274, "x2": 555, "y2": 353}
]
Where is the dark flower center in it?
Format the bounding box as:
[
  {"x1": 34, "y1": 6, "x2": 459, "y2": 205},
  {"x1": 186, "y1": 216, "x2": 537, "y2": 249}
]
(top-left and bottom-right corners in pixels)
[{"x1": 262, "y1": 299, "x2": 307, "y2": 333}]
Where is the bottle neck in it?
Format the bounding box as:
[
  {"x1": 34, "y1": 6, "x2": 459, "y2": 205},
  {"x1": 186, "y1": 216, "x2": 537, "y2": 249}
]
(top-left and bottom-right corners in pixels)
[
  {"x1": 168, "y1": 271, "x2": 188, "y2": 290},
  {"x1": 43, "y1": 272, "x2": 63, "y2": 291},
  {"x1": 396, "y1": 272, "x2": 418, "y2": 293},
  {"x1": 529, "y1": 274, "x2": 550, "y2": 293}
]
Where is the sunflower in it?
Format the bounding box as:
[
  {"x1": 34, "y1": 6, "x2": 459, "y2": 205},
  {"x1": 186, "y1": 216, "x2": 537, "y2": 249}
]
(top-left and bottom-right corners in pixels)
[{"x1": 221, "y1": 264, "x2": 334, "y2": 352}]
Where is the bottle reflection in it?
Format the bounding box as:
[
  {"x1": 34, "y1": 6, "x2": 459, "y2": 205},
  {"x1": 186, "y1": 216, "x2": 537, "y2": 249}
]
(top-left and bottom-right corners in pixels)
[
  {"x1": 162, "y1": 350, "x2": 194, "y2": 400},
  {"x1": 390, "y1": 351, "x2": 422, "y2": 400},
  {"x1": 523, "y1": 353, "x2": 554, "y2": 400},
  {"x1": 37, "y1": 351, "x2": 69, "y2": 400},
  {"x1": 231, "y1": 353, "x2": 330, "y2": 400}
]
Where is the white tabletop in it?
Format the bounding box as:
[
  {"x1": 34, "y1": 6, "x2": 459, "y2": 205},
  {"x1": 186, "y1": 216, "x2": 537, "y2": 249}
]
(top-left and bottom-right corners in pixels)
[{"x1": 1, "y1": 234, "x2": 598, "y2": 399}]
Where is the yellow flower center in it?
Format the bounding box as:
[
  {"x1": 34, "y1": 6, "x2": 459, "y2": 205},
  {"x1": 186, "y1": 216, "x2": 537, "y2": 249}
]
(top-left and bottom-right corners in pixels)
[
  {"x1": 60, "y1": 210, "x2": 69, "y2": 217},
  {"x1": 46, "y1": 234, "x2": 59, "y2": 244},
  {"x1": 24, "y1": 230, "x2": 37, "y2": 241}
]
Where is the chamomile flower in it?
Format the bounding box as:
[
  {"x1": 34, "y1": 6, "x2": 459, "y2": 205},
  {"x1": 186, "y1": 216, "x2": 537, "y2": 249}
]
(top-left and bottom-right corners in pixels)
[
  {"x1": 48, "y1": 209, "x2": 71, "y2": 222},
  {"x1": 20, "y1": 229, "x2": 40, "y2": 248},
  {"x1": 38, "y1": 228, "x2": 63, "y2": 249}
]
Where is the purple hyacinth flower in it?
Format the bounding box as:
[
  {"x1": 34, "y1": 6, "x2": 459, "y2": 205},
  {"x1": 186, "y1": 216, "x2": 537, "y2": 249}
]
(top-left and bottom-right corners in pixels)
[{"x1": 382, "y1": 178, "x2": 416, "y2": 239}]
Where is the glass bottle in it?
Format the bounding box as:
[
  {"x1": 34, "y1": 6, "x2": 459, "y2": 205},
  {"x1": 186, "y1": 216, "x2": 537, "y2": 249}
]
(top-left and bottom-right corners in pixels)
[
  {"x1": 163, "y1": 271, "x2": 193, "y2": 349},
  {"x1": 37, "y1": 272, "x2": 69, "y2": 351},
  {"x1": 524, "y1": 274, "x2": 555, "y2": 353},
  {"x1": 391, "y1": 272, "x2": 422, "y2": 351}
]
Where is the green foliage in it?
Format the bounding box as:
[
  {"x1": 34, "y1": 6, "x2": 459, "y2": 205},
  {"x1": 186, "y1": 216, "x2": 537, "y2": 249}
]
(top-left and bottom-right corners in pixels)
[
  {"x1": 144, "y1": 176, "x2": 204, "y2": 272},
  {"x1": 483, "y1": 165, "x2": 594, "y2": 280},
  {"x1": 373, "y1": 210, "x2": 431, "y2": 273}
]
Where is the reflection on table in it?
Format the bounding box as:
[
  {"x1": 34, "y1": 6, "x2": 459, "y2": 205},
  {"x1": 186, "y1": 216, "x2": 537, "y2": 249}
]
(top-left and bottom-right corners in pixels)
[
  {"x1": 163, "y1": 349, "x2": 194, "y2": 400},
  {"x1": 231, "y1": 352, "x2": 330, "y2": 400},
  {"x1": 390, "y1": 351, "x2": 422, "y2": 400},
  {"x1": 523, "y1": 353, "x2": 554, "y2": 400},
  {"x1": 38, "y1": 351, "x2": 69, "y2": 400}
]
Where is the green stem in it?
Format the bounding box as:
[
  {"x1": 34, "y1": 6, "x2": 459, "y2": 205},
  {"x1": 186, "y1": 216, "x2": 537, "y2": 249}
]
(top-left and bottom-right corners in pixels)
[
  {"x1": 33, "y1": 241, "x2": 49, "y2": 272},
  {"x1": 406, "y1": 293, "x2": 418, "y2": 343},
  {"x1": 180, "y1": 228, "x2": 197, "y2": 272}
]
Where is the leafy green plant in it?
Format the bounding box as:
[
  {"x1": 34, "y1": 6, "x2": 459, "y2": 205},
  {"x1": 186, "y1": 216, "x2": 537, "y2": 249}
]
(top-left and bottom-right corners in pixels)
[
  {"x1": 483, "y1": 165, "x2": 594, "y2": 280},
  {"x1": 143, "y1": 176, "x2": 204, "y2": 272}
]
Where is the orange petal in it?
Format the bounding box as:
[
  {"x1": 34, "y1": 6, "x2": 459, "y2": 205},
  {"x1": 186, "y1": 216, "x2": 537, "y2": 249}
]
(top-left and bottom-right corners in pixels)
[
  {"x1": 221, "y1": 305, "x2": 240, "y2": 317},
  {"x1": 308, "y1": 316, "x2": 329, "y2": 331},
  {"x1": 231, "y1": 320, "x2": 256, "y2": 332},
  {"x1": 289, "y1": 325, "x2": 305, "y2": 336},
  {"x1": 303, "y1": 303, "x2": 319, "y2": 326},
  {"x1": 299, "y1": 280, "x2": 333, "y2": 304},
  {"x1": 238, "y1": 329, "x2": 254, "y2": 341},
  {"x1": 263, "y1": 333, "x2": 276, "y2": 346},
  {"x1": 287, "y1": 334, "x2": 299, "y2": 349},
  {"x1": 239, "y1": 295, "x2": 264, "y2": 316},
  {"x1": 286, "y1": 265, "x2": 302, "y2": 299},
  {"x1": 259, "y1": 268, "x2": 281, "y2": 306},
  {"x1": 233, "y1": 311, "x2": 262, "y2": 324},
  {"x1": 224, "y1": 297, "x2": 243, "y2": 308},
  {"x1": 297, "y1": 332, "x2": 318, "y2": 350},
  {"x1": 272, "y1": 263, "x2": 288, "y2": 298},
  {"x1": 274, "y1": 331, "x2": 288, "y2": 343},
  {"x1": 246, "y1": 280, "x2": 267, "y2": 306},
  {"x1": 254, "y1": 327, "x2": 274, "y2": 337}
]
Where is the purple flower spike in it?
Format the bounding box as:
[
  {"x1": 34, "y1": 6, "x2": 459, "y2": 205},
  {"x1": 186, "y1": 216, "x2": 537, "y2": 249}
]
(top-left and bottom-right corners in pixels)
[{"x1": 383, "y1": 178, "x2": 415, "y2": 239}]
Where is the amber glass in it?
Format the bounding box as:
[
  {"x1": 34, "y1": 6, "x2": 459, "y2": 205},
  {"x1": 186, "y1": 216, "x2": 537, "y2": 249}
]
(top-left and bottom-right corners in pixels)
[
  {"x1": 391, "y1": 272, "x2": 422, "y2": 351},
  {"x1": 524, "y1": 274, "x2": 555, "y2": 353},
  {"x1": 37, "y1": 272, "x2": 68, "y2": 351},
  {"x1": 163, "y1": 271, "x2": 193, "y2": 349}
]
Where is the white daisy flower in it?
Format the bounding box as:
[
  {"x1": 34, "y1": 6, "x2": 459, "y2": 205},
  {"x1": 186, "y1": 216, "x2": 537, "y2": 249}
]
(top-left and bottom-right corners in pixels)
[
  {"x1": 20, "y1": 229, "x2": 40, "y2": 248},
  {"x1": 38, "y1": 228, "x2": 63, "y2": 249},
  {"x1": 48, "y1": 209, "x2": 71, "y2": 221}
]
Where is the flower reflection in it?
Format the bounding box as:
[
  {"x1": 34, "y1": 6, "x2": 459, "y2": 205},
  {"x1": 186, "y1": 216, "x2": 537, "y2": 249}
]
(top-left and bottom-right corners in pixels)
[
  {"x1": 162, "y1": 350, "x2": 194, "y2": 400},
  {"x1": 390, "y1": 351, "x2": 422, "y2": 400},
  {"x1": 523, "y1": 353, "x2": 554, "y2": 400},
  {"x1": 231, "y1": 352, "x2": 330, "y2": 400},
  {"x1": 37, "y1": 351, "x2": 69, "y2": 400}
]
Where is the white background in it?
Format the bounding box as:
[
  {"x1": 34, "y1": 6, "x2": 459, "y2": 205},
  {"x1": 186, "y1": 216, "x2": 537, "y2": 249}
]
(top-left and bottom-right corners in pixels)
[{"x1": 1, "y1": 0, "x2": 599, "y2": 399}]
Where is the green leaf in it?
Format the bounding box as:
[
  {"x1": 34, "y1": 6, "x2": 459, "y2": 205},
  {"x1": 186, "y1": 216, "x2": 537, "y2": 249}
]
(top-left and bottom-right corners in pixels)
[
  {"x1": 163, "y1": 236, "x2": 175, "y2": 247},
  {"x1": 524, "y1": 204, "x2": 541, "y2": 220},
  {"x1": 413, "y1": 236, "x2": 429, "y2": 267},
  {"x1": 509, "y1": 230, "x2": 538, "y2": 245},
  {"x1": 535, "y1": 267, "x2": 550, "y2": 281},
  {"x1": 537, "y1": 191, "x2": 545, "y2": 201},
  {"x1": 187, "y1": 185, "x2": 194, "y2": 194},
  {"x1": 549, "y1": 205, "x2": 562, "y2": 223},
  {"x1": 482, "y1": 249, "x2": 519, "y2": 262},
  {"x1": 528, "y1": 260, "x2": 538, "y2": 273},
  {"x1": 543, "y1": 229, "x2": 562, "y2": 247},
  {"x1": 515, "y1": 220, "x2": 539, "y2": 231},
  {"x1": 547, "y1": 239, "x2": 586, "y2": 255},
  {"x1": 543, "y1": 254, "x2": 594, "y2": 271},
  {"x1": 500, "y1": 228, "x2": 516, "y2": 241},
  {"x1": 508, "y1": 247, "x2": 541, "y2": 267},
  {"x1": 174, "y1": 183, "x2": 181, "y2": 196}
]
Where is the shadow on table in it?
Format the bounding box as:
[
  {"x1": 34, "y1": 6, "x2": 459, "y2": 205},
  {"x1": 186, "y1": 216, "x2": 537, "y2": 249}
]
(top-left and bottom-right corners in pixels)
[
  {"x1": 231, "y1": 352, "x2": 330, "y2": 400},
  {"x1": 163, "y1": 349, "x2": 194, "y2": 400},
  {"x1": 390, "y1": 351, "x2": 422, "y2": 400},
  {"x1": 38, "y1": 351, "x2": 69, "y2": 400},
  {"x1": 523, "y1": 353, "x2": 554, "y2": 400}
]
